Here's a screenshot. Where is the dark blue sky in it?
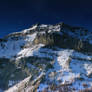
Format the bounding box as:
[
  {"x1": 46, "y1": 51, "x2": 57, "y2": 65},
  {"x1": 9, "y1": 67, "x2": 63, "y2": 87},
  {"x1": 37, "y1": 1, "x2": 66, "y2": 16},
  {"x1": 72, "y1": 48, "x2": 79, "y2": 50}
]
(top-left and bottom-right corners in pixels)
[{"x1": 0, "y1": 0, "x2": 92, "y2": 38}]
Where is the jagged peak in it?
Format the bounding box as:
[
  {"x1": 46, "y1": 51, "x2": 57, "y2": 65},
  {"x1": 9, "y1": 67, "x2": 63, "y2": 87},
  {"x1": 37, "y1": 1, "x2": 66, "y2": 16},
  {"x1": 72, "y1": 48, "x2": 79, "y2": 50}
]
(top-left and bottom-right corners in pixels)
[{"x1": 1, "y1": 22, "x2": 91, "y2": 44}]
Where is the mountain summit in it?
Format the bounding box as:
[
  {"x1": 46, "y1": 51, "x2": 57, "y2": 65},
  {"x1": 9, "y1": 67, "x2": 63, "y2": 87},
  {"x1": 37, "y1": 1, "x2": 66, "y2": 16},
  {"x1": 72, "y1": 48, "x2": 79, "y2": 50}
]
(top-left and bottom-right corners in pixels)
[{"x1": 0, "y1": 23, "x2": 92, "y2": 92}]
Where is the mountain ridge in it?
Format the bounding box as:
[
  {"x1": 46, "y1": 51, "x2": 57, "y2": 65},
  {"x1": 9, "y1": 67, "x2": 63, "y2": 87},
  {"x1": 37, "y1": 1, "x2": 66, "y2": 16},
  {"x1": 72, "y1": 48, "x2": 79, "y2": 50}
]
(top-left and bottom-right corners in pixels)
[{"x1": 0, "y1": 22, "x2": 92, "y2": 92}]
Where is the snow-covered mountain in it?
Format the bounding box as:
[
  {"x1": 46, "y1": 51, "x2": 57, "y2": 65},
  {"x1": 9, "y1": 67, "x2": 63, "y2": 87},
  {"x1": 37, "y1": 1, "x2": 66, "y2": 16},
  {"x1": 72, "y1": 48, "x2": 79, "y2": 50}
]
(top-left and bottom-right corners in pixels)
[{"x1": 0, "y1": 22, "x2": 92, "y2": 92}]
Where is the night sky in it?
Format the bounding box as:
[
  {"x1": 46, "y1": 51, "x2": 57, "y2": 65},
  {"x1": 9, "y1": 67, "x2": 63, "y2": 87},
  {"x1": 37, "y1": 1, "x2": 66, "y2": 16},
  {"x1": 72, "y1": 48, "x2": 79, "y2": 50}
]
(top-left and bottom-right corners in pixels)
[{"x1": 0, "y1": 0, "x2": 92, "y2": 38}]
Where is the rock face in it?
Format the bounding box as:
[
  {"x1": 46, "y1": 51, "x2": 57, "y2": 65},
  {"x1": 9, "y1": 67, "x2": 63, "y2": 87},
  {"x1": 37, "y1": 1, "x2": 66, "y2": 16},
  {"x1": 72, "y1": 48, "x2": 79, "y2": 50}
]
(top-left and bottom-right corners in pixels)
[
  {"x1": 34, "y1": 31, "x2": 92, "y2": 53},
  {"x1": 33, "y1": 23, "x2": 92, "y2": 53},
  {"x1": 0, "y1": 22, "x2": 92, "y2": 92}
]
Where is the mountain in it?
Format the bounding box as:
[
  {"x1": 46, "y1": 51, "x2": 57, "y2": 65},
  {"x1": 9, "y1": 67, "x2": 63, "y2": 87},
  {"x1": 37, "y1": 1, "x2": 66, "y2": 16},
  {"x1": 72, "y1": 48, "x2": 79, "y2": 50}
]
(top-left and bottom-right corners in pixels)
[{"x1": 0, "y1": 22, "x2": 92, "y2": 92}]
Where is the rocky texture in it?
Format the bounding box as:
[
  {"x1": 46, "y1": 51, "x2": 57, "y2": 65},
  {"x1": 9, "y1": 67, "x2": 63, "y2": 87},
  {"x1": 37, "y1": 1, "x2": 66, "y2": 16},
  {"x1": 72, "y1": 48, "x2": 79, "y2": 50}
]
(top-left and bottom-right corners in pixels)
[{"x1": 33, "y1": 24, "x2": 92, "y2": 53}]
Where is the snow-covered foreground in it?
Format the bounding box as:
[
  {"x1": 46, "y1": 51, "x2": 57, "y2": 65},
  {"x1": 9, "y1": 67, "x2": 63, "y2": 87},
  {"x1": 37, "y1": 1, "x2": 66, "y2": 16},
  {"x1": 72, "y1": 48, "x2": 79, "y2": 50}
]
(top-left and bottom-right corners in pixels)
[
  {"x1": 1, "y1": 41, "x2": 92, "y2": 91},
  {"x1": 35, "y1": 47, "x2": 92, "y2": 91}
]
